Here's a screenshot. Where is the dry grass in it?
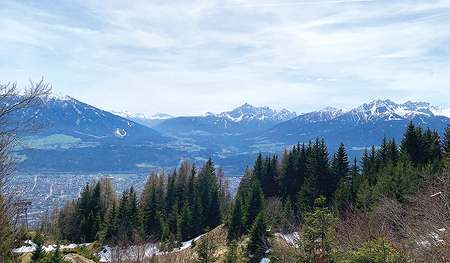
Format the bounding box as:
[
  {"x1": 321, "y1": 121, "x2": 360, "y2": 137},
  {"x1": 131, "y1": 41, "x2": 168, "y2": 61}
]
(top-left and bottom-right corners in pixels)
[{"x1": 152, "y1": 224, "x2": 233, "y2": 263}]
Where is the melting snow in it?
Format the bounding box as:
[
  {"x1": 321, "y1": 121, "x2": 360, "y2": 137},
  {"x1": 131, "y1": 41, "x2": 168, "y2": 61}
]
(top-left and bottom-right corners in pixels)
[
  {"x1": 12, "y1": 240, "x2": 90, "y2": 253},
  {"x1": 98, "y1": 234, "x2": 205, "y2": 262}
]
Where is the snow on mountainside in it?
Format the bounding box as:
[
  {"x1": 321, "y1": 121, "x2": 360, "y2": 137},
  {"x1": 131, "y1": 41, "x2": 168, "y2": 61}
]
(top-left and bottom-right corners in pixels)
[
  {"x1": 155, "y1": 103, "x2": 297, "y2": 135},
  {"x1": 293, "y1": 106, "x2": 348, "y2": 124},
  {"x1": 211, "y1": 103, "x2": 297, "y2": 124},
  {"x1": 109, "y1": 111, "x2": 173, "y2": 128},
  {"x1": 343, "y1": 99, "x2": 450, "y2": 123},
  {"x1": 290, "y1": 99, "x2": 450, "y2": 125},
  {"x1": 110, "y1": 111, "x2": 172, "y2": 120},
  {"x1": 263, "y1": 99, "x2": 450, "y2": 158},
  {"x1": 49, "y1": 91, "x2": 72, "y2": 101}
]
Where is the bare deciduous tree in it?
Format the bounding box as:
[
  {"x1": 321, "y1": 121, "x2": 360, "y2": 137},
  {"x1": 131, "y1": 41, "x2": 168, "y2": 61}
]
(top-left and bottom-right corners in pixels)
[{"x1": 0, "y1": 79, "x2": 51, "y2": 261}]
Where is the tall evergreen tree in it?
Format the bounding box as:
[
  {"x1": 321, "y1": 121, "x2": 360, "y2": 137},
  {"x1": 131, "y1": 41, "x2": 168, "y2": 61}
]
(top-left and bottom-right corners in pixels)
[
  {"x1": 387, "y1": 138, "x2": 400, "y2": 165},
  {"x1": 400, "y1": 120, "x2": 425, "y2": 167},
  {"x1": 237, "y1": 166, "x2": 253, "y2": 199},
  {"x1": 192, "y1": 189, "x2": 204, "y2": 237},
  {"x1": 104, "y1": 200, "x2": 118, "y2": 242},
  {"x1": 331, "y1": 142, "x2": 350, "y2": 186},
  {"x1": 228, "y1": 192, "x2": 245, "y2": 239},
  {"x1": 245, "y1": 180, "x2": 265, "y2": 231},
  {"x1": 247, "y1": 210, "x2": 271, "y2": 253},
  {"x1": 443, "y1": 124, "x2": 450, "y2": 156},
  {"x1": 307, "y1": 138, "x2": 331, "y2": 200},
  {"x1": 30, "y1": 230, "x2": 46, "y2": 263},
  {"x1": 179, "y1": 200, "x2": 193, "y2": 241}
]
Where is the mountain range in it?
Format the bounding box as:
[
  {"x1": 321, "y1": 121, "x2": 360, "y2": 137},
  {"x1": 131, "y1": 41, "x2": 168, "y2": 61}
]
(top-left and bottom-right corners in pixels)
[{"x1": 14, "y1": 93, "x2": 450, "y2": 176}]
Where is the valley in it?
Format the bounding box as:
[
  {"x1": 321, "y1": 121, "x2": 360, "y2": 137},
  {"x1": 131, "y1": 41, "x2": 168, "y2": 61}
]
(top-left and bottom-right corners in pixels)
[{"x1": 9, "y1": 94, "x2": 450, "y2": 225}]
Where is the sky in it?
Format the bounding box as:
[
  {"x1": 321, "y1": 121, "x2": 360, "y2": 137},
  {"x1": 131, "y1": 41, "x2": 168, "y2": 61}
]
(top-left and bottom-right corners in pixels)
[{"x1": 1, "y1": 0, "x2": 449, "y2": 116}]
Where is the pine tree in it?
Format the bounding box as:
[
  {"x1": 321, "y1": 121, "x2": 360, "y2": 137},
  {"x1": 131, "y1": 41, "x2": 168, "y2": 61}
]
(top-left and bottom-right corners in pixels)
[
  {"x1": 377, "y1": 136, "x2": 389, "y2": 167},
  {"x1": 282, "y1": 196, "x2": 295, "y2": 231},
  {"x1": 245, "y1": 180, "x2": 265, "y2": 232},
  {"x1": 167, "y1": 202, "x2": 179, "y2": 238},
  {"x1": 50, "y1": 241, "x2": 64, "y2": 263},
  {"x1": 77, "y1": 183, "x2": 92, "y2": 242},
  {"x1": 278, "y1": 148, "x2": 296, "y2": 201},
  {"x1": 179, "y1": 200, "x2": 193, "y2": 241},
  {"x1": 300, "y1": 196, "x2": 337, "y2": 262},
  {"x1": 143, "y1": 179, "x2": 163, "y2": 240},
  {"x1": 104, "y1": 200, "x2": 118, "y2": 242},
  {"x1": 127, "y1": 186, "x2": 143, "y2": 239},
  {"x1": 261, "y1": 155, "x2": 279, "y2": 198},
  {"x1": 400, "y1": 120, "x2": 425, "y2": 167},
  {"x1": 228, "y1": 192, "x2": 245, "y2": 239},
  {"x1": 387, "y1": 138, "x2": 400, "y2": 164},
  {"x1": 31, "y1": 230, "x2": 46, "y2": 263},
  {"x1": 223, "y1": 240, "x2": 239, "y2": 263},
  {"x1": 307, "y1": 138, "x2": 331, "y2": 200},
  {"x1": 192, "y1": 189, "x2": 204, "y2": 237},
  {"x1": 206, "y1": 183, "x2": 221, "y2": 230},
  {"x1": 237, "y1": 166, "x2": 253, "y2": 199},
  {"x1": 374, "y1": 160, "x2": 418, "y2": 202},
  {"x1": 331, "y1": 142, "x2": 350, "y2": 187},
  {"x1": 247, "y1": 210, "x2": 271, "y2": 253},
  {"x1": 444, "y1": 124, "x2": 450, "y2": 155},
  {"x1": 195, "y1": 233, "x2": 217, "y2": 263}
]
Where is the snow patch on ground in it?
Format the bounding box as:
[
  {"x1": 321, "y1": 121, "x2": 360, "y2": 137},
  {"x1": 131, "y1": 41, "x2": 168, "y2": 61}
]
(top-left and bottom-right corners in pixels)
[
  {"x1": 275, "y1": 232, "x2": 301, "y2": 248},
  {"x1": 98, "y1": 233, "x2": 205, "y2": 262},
  {"x1": 12, "y1": 240, "x2": 90, "y2": 253}
]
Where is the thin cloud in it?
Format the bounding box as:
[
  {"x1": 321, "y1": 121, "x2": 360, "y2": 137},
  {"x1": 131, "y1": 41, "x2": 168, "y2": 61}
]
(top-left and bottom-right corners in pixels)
[{"x1": 219, "y1": 0, "x2": 373, "y2": 9}]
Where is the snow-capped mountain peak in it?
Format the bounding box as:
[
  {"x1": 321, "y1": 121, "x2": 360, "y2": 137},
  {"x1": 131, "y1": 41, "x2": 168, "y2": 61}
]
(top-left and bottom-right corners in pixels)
[
  {"x1": 49, "y1": 91, "x2": 72, "y2": 101},
  {"x1": 214, "y1": 103, "x2": 297, "y2": 123},
  {"x1": 345, "y1": 99, "x2": 450, "y2": 123},
  {"x1": 108, "y1": 111, "x2": 173, "y2": 128}
]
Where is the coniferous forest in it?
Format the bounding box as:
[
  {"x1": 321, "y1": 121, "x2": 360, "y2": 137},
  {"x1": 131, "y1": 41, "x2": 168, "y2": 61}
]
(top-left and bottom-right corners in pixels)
[{"x1": 4, "y1": 117, "x2": 450, "y2": 262}]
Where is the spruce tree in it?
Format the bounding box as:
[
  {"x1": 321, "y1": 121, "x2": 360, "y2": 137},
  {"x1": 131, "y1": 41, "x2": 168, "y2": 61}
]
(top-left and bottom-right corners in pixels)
[
  {"x1": 237, "y1": 166, "x2": 253, "y2": 199},
  {"x1": 206, "y1": 183, "x2": 221, "y2": 230},
  {"x1": 331, "y1": 142, "x2": 350, "y2": 186},
  {"x1": 400, "y1": 120, "x2": 425, "y2": 167},
  {"x1": 245, "y1": 180, "x2": 264, "y2": 232},
  {"x1": 247, "y1": 210, "x2": 271, "y2": 253},
  {"x1": 180, "y1": 200, "x2": 193, "y2": 241},
  {"x1": 387, "y1": 138, "x2": 400, "y2": 164},
  {"x1": 228, "y1": 193, "x2": 245, "y2": 239},
  {"x1": 192, "y1": 189, "x2": 204, "y2": 237},
  {"x1": 444, "y1": 124, "x2": 450, "y2": 155},
  {"x1": 300, "y1": 196, "x2": 337, "y2": 262},
  {"x1": 307, "y1": 138, "x2": 331, "y2": 200},
  {"x1": 30, "y1": 230, "x2": 46, "y2": 263},
  {"x1": 282, "y1": 196, "x2": 295, "y2": 231},
  {"x1": 104, "y1": 200, "x2": 118, "y2": 242}
]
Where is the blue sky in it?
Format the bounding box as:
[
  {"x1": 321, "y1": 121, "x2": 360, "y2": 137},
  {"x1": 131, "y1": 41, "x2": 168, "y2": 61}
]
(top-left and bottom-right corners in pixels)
[{"x1": 1, "y1": 0, "x2": 449, "y2": 116}]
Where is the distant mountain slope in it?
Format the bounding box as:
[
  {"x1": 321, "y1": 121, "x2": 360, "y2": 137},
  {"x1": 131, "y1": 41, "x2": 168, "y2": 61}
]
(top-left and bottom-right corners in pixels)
[
  {"x1": 154, "y1": 103, "x2": 297, "y2": 135},
  {"x1": 15, "y1": 92, "x2": 187, "y2": 173},
  {"x1": 109, "y1": 110, "x2": 173, "y2": 128},
  {"x1": 33, "y1": 92, "x2": 168, "y2": 144},
  {"x1": 250, "y1": 100, "x2": 450, "y2": 154}
]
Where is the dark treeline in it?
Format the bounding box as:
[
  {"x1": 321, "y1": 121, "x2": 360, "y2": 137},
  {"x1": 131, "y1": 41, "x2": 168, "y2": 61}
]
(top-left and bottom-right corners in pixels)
[
  {"x1": 224, "y1": 120, "x2": 450, "y2": 260},
  {"x1": 42, "y1": 158, "x2": 231, "y2": 248}
]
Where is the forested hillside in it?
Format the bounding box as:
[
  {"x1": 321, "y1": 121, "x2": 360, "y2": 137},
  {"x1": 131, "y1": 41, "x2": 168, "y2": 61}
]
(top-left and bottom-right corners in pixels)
[{"x1": 19, "y1": 120, "x2": 450, "y2": 262}]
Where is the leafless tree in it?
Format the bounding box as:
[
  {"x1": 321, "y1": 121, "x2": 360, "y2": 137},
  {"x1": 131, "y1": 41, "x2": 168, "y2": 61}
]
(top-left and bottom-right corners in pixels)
[
  {"x1": 100, "y1": 175, "x2": 116, "y2": 212},
  {"x1": 107, "y1": 235, "x2": 158, "y2": 263},
  {"x1": 0, "y1": 78, "x2": 51, "y2": 261},
  {"x1": 0, "y1": 79, "x2": 51, "y2": 188}
]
